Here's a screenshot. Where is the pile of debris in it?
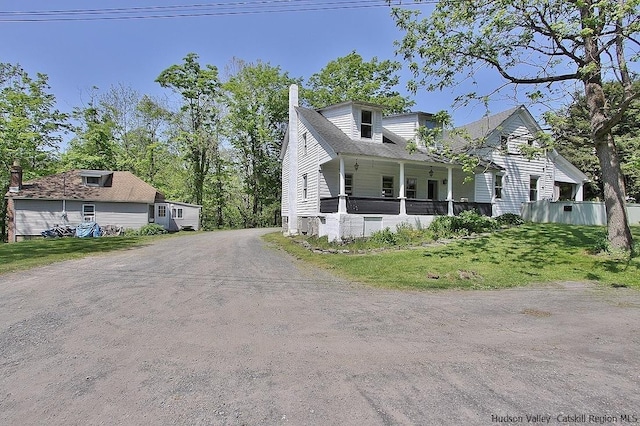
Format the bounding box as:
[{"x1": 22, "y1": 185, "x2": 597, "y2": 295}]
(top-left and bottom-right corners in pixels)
[{"x1": 41, "y1": 222, "x2": 124, "y2": 239}]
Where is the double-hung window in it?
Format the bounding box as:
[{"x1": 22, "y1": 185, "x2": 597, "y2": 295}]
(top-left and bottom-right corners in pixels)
[
  {"x1": 361, "y1": 110, "x2": 373, "y2": 139},
  {"x1": 494, "y1": 175, "x2": 504, "y2": 199},
  {"x1": 382, "y1": 176, "x2": 394, "y2": 198},
  {"x1": 83, "y1": 204, "x2": 95, "y2": 222},
  {"x1": 158, "y1": 205, "x2": 167, "y2": 218},
  {"x1": 406, "y1": 177, "x2": 417, "y2": 199},
  {"x1": 172, "y1": 208, "x2": 183, "y2": 219},
  {"x1": 302, "y1": 174, "x2": 308, "y2": 200},
  {"x1": 529, "y1": 177, "x2": 539, "y2": 201},
  {"x1": 345, "y1": 173, "x2": 353, "y2": 196}
]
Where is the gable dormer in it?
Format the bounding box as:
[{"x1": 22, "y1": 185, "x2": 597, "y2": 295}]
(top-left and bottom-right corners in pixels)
[
  {"x1": 80, "y1": 170, "x2": 113, "y2": 187},
  {"x1": 318, "y1": 101, "x2": 384, "y2": 143},
  {"x1": 382, "y1": 111, "x2": 439, "y2": 150}
]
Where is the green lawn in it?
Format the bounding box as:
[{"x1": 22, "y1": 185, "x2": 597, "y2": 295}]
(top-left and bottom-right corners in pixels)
[
  {"x1": 264, "y1": 223, "x2": 640, "y2": 290},
  {"x1": 0, "y1": 234, "x2": 175, "y2": 275}
]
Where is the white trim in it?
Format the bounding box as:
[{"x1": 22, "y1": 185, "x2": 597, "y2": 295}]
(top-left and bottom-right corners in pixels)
[{"x1": 82, "y1": 203, "x2": 96, "y2": 222}]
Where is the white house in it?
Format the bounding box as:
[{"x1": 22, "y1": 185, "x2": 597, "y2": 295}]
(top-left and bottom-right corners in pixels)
[
  {"x1": 281, "y1": 85, "x2": 589, "y2": 241},
  {"x1": 5, "y1": 166, "x2": 201, "y2": 242}
]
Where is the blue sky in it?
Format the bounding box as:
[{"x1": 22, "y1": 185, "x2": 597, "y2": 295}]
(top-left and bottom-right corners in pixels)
[{"x1": 2, "y1": 0, "x2": 522, "y2": 129}]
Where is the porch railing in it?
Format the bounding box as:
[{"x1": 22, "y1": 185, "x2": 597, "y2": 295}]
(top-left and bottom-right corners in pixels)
[
  {"x1": 320, "y1": 197, "x2": 492, "y2": 216},
  {"x1": 320, "y1": 197, "x2": 400, "y2": 214},
  {"x1": 406, "y1": 200, "x2": 448, "y2": 215}
]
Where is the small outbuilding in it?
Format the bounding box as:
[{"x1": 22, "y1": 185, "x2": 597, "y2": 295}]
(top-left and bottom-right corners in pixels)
[{"x1": 4, "y1": 165, "x2": 201, "y2": 242}]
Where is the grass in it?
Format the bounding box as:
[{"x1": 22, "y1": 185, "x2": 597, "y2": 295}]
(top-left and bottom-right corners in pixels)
[
  {"x1": 0, "y1": 234, "x2": 177, "y2": 275},
  {"x1": 264, "y1": 223, "x2": 640, "y2": 290}
]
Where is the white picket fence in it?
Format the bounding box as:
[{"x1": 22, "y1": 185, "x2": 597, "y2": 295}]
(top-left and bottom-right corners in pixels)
[{"x1": 521, "y1": 200, "x2": 640, "y2": 226}]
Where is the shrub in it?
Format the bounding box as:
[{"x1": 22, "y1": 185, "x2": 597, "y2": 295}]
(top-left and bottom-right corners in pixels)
[
  {"x1": 134, "y1": 223, "x2": 168, "y2": 236},
  {"x1": 369, "y1": 227, "x2": 399, "y2": 246},
  {"x1": 428, "y1": 216, "x2": 457, "y2": 238},
  {"x1": 428, "y1": 211, "x2": 498, "y2": 238},
  {"x1": 496, "y1": 213, "x2": 524, "y2": 226},
  {"x1": 456, "y1": 210, "x2": 499, "y2": 234},
  {"x1": 592, "y1": 232, "x2": 610, "y2": 254}
]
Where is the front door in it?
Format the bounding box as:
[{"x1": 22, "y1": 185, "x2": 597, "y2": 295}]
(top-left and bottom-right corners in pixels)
[{"x1": 427, "y1": 180, "x2": 439, "y2": 200}]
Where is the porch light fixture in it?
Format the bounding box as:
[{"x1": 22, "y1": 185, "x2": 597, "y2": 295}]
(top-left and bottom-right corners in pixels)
[
  {"x1": 429, "y1": 167, "x2": 434, "y2": 177},
  {"x1": 442, "y1": 179, "x2": 447, "y2": 185},
  {"x1": 354, "y1": 161, "x2": 359, "y2": 171}
]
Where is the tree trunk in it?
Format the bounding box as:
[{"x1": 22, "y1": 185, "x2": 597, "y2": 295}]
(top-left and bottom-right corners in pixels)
[
  {"x1": 594, "y1": 132, "x2": 632, "y2": 250},
  {"x1": 584, "y1": 77, "x2": 632, "y2": 251},
  {"x1": 581, "y1": 11, "x2": 633, "y2": 252}
]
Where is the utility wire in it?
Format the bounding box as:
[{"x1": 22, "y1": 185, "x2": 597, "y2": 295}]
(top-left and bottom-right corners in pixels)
[{"x1": 0, "y1": 0, "x2": 433, "y2": 23}]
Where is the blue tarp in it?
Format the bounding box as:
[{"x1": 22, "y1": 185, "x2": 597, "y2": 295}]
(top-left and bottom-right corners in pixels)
[{"x1": 75, "y1": 221, "x2": 102, "y2": 238}]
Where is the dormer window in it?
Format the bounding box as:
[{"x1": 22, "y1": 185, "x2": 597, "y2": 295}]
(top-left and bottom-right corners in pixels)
[
  {"x1": 84, "y1": 176, "x2": 100, "y2": 186},
  {"x1": 361, "y1": 110, "x2": 373, "y2": 139},
  {"x1": 500, "y1": 135, "x2": 509, "y2": 151}
]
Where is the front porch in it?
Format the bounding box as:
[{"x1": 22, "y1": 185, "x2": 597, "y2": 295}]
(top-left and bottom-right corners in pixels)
[{"x1": 320, "y1": 197, "x2": 492, "y2": 216}]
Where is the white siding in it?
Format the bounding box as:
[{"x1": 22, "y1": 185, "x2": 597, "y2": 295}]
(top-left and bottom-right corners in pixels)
[
  {"x1": 321, "y1": 104, "x2": 354, "y2": 138},
  {"x1": 297, "y1": 121, "x2": 321, "y2": 216},
  {"x1": 353, "y1": 106, "x2": 383, "y2": 144},
  {"x1": 485, "y1": 113, "x2": 555, "y2": 215},
  {"x1": 156, "y1": 202, "x2": 201, "y2": 231},
  {"x1": 382, "y1": 115, "x2": 418, "y2": 141},
  {"x1": 14, "y1": 199, "x2": 151, "y2": 236},
  {"x1": 320, "y1": 162, "x2": 339, "y2": 198},
  {"x1": 475, "y1": 173, "x2": 493, "y2": 203}
]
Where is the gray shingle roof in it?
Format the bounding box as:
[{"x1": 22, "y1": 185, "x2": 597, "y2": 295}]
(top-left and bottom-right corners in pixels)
[
  {"x1": 459, "y1": 106, "x2": 520, "y2": 140},
  {"x1": 5, "y1": 170, "x2": 165, "y2": 203}
]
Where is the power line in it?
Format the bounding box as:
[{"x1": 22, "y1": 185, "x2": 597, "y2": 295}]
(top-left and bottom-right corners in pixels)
[{"x1": 0, "y1": 0, "x2": 433, "y2": 23}]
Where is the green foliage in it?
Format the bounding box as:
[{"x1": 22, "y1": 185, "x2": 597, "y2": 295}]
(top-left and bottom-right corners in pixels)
[
  {"x1": 496, "y1": 213, "x2": 524, "y2": 226},
  {"x1": 551, "y1": 82, "x2": 640, "y2": 202},
  {"x1": 126, "y1": 223, "x2": 168, "y2": 236},
  {"x1": 369, "y1": 228, "x2": 399, "y2": 246},
  {"x1": 267, "y1": 225, "x2": 640, "y2": 290},
  {"x1": 61, "y1": 104, "x2": 119, "y2": 170},
  {"x1": 302, "y1": 51, "x2": 414, "y2": 113},
  {"x1": 391, "y1": 0, "x2": 638, "y2": 251},
  {"x1": 223, "y1": 59, "x2": 297, "y2": 228},
  {"x1": 156, "y1": 53, "x2": 225, "y2": 211},
  {"x1": 429, "y1": 211, "x2": 499, "y2": 238},
  {"x1": 0, "y1": 63, "x2": 69, "y2": 241}
]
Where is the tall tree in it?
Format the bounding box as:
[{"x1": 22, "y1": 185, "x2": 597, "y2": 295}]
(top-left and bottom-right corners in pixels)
[
  {"x1": 551, "y1": 82, "x2": 640, "y2": 202},
  {"x1": 131, "y1": 95, "x2": 174, "y2": 187},
  {"x1": 98, "y1": 83, "x2": 142, "y2": 171},
  {"x1": 61, "y1": 102, "x2": 119, "y2": 171},
  {"x1": 304, "y1": 51, "x2": 414, "y2": 113},
  {"x1": 392, "y1": 0, "x2": 639, "y2": 251},
  {"x1": 0, "y1": 63, "x2": 68, "y2": 241},
  {"x1": 156, "y1": 53, "x2": 225, "y2": 215},
  {"x1": 223, "y1": 59, "x2": 297, "y2": 227}
]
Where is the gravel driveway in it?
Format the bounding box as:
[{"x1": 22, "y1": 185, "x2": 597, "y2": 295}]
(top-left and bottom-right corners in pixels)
[{"x1": 1, "y1": 228, "x2": 639, "y2": 425}]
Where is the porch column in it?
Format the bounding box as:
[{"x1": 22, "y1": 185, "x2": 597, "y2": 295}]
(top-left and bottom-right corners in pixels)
[
  {"x1": 575, "y1": 182, "x2": 584, "y2": 202},
  {"x1": 399, "y1": 161, "x2": 406, "y2": 215},
  {"x1": 447, "y1": 166, "x2": 454, "y2": 216},
  {"x1": 338, "y1": 156, "x2": 347, "y2": 213}
]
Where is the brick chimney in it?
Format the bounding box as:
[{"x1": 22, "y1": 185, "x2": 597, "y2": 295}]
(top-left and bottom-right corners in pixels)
[{"x1": 9, "y1": 160, "x2": 22, "y2": 193}]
